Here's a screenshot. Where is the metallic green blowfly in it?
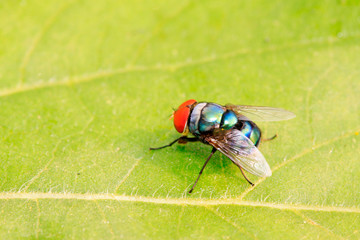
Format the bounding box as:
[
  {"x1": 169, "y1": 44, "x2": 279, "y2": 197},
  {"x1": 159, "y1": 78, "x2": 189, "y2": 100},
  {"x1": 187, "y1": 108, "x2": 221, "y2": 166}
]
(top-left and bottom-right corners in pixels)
[{"x1": 150, "y1": 99, "x2": 296, "y2": 193}]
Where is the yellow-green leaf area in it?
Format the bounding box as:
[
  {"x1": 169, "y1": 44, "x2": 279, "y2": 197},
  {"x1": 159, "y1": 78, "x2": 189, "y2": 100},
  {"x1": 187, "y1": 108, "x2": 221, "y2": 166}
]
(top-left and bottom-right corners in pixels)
[{"x1": 0, "y1": 0, "x2": 359, "y2": 239}]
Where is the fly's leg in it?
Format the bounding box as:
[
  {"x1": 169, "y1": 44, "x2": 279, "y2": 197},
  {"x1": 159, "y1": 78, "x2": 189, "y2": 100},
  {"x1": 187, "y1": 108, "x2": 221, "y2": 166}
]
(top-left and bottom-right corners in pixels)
[
  {"x1": 188, "y1": 147, "x2": 217, "y2": 193},
  {"x1": 149, "y1": 137, "x2": 181, "y2": 150},
  {"x1": 149, "y1": 136, "x2": 198, "y2": 150},
  {"x1": 262, "y1": 134, "x2": 277, "y2": 142},
  {"x1": 238, "y1": 166, "x2": 254, "y2": 186}
]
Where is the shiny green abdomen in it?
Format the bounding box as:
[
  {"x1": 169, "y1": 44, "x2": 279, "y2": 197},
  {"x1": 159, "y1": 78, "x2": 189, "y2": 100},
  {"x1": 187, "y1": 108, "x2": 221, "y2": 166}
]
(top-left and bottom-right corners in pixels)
[{"x1": 240, "y1": 121, "x2": 261, "y2": 146}]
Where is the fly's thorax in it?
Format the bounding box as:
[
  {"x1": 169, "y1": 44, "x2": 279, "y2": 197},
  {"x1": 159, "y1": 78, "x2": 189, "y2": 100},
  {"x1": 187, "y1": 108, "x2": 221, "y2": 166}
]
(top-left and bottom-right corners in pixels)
[
  {"x1": 198, "y1": 103, "x2": 225, "y2": 133},
  {"x1": 189, "y1": 103, "x2": 240, "y2": 135},
  {"x1": 188, "y1": 103, "x2": 224, "y2": 135},
  {"x1": 188, "y1": 102, "x2": 206, "y2": 135}
]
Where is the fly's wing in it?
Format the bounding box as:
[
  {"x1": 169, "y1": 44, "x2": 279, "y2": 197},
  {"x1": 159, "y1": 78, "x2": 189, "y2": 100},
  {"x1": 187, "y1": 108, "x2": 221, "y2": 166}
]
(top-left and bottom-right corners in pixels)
[
  {"x1": 226, "y1": 104, "x2": 296, "y2": 122},
  {"x1": 205, "y1": 129, "x2": 272, "y2": 177}
]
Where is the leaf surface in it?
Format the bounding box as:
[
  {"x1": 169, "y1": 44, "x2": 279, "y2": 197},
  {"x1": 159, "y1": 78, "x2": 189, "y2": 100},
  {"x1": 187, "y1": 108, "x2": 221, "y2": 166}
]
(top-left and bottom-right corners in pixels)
[{"x1": 0, "y1": 0, "x2": 359, "y2": 239}]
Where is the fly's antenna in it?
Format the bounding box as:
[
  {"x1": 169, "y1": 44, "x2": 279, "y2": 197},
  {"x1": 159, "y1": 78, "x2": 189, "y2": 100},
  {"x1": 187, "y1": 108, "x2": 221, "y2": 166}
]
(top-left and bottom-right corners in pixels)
[{"x1": 168, "y1": 107, "x2": 176, "y2": 120}]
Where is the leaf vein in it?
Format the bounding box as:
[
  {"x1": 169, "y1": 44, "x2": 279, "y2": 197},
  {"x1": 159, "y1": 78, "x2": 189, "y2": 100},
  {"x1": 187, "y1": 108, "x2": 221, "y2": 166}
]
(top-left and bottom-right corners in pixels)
[
  {"x1": 35, "y1": 199, "x2": 41, "y2": 240},
  {"x1": 305, "y1": 65, "x2": 335, "y2": 142},
  {"x1": 291, "y1": 209, "x2": 346, "y2": 240},
  {"x1": 19, "y1": 1, "x2": 75, "y2": 85},
  {"x1": 114, "y1": 158, "x2": 141, "y2": 192},
  {"x1": 94, "y1": 200, "x2": 115, "y2": 239},
  {"x1": 19, "y1": 115, "x2": 95, "y2": 191},
  {"x1": 205, "y1": 206, "x2": 257, "y2": 239},
  {"x1": 0, "y1": 192, "x2": 359, "y2": 214},
  {"x1": 3, "y1": 32, "x2": 360, "y2": 98}
]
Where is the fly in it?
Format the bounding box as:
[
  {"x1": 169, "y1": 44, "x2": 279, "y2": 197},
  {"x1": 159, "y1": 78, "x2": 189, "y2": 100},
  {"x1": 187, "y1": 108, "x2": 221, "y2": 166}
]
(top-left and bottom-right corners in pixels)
[{"x1": 150, "y1": 99, "x2": 295, "y2": 193}]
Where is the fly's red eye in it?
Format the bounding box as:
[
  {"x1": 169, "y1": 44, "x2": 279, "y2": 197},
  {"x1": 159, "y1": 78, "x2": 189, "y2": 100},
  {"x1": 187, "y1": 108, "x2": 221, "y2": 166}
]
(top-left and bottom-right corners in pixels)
[{"x1": 173, "y1": 99, "x2": 197, "y2": 133}]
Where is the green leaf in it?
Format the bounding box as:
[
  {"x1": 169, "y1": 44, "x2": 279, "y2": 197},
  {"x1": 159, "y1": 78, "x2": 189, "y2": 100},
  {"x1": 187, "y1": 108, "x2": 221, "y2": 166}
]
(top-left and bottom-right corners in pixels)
[{"x1": 1, "y1": 0, "x2": 359, "y2": 239}]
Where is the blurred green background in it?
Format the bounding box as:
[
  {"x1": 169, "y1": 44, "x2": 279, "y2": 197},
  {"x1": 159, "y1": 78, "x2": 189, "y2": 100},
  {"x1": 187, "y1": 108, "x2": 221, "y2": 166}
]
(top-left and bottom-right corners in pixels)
[{"x1": 0, "y1": 0, "x2": 359, "y2": 239}]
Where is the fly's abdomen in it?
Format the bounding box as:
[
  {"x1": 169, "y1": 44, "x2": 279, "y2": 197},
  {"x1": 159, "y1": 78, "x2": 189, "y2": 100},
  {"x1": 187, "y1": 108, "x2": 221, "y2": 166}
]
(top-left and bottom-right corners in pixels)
[
  {"x1": 240, "y1": 121, "x2": 261, "y2": 147},
  {"x1": 220, "y1": 110, "x2": 238, "y2": 130}
]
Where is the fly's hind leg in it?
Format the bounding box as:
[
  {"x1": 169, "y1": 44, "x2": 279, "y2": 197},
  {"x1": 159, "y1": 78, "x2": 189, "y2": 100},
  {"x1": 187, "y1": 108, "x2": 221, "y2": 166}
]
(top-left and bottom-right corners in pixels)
[
  {"x1": 149, "y1": 136, "x2": 198, "y2": 150},
  {"x1": 238, "y1": 166, "x2": 254, "y2": 186},
  {"x1": 262, "y1": 134, "x2": 277, "y2": 142}
]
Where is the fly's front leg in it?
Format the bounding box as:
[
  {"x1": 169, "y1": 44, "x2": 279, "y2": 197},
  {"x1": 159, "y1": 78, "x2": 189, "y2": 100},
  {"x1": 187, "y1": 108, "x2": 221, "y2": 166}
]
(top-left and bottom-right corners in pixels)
[
  {"x1": 149, "y1": 136, "x2": 198, "y2": 150},
  {"x1": 188, "y1": 147, "x2": 217, "y2": 193}
]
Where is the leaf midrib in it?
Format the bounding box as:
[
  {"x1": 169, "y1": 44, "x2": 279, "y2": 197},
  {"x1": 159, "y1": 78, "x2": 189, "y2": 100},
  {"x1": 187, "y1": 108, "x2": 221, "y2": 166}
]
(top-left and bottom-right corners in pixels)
[{"x1": 1, "y1": 192, "x2": 359, "y2": 214}]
